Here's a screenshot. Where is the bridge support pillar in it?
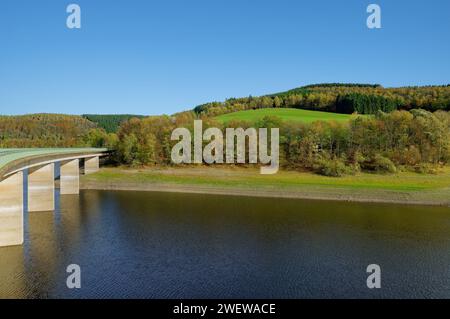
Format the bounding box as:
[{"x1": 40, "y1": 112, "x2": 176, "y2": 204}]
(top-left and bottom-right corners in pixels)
[
  {"x1": 60, "y1": 159, "x2": 79, "y2": 195},
  {"x1": 28, "y1": 164, "x2": 55, "y2": 212},
  {"x1": 84, "y1": 156, "x2": 99, "y2": 175},
  {"x1": 0, "y1": 172, "x2": 24, "y2": 247}
]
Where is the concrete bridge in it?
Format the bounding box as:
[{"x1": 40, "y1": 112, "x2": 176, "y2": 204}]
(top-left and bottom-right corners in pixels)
[{"x1": 0, "y1": 148, "x2": 108, "y2": 248}]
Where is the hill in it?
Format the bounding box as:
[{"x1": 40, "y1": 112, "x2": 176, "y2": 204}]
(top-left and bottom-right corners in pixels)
[
  {"x1": 215, "y1": 108, "x2": 354, "y2": 124},
  {"x1": 0, "y1": 113, "x2": 97, "y2": 147},
  {"x1": 193, "y1": 83, "x2": 450, "y2": 117},
  {"x1": 82, "y1": 114, "x2": 146, "y2": 133}
]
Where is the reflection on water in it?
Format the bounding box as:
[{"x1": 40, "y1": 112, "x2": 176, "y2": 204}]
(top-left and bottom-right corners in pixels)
[{"x1": 1, "y1": 190, "x2": 450, "y2": 298}]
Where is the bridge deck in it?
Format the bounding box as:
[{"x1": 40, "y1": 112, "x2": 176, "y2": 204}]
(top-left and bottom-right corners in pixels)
[{"x1": 0, "y1": 148, "x2": 108, "y2": 179}]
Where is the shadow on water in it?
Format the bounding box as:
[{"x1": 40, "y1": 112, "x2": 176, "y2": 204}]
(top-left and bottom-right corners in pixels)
[{"x1": 1, "y1": 189, "x2": 450, "y2": 298}]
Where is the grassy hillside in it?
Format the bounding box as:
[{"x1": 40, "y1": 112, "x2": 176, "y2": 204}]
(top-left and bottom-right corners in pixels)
[
  {"x1": 82, "y1": 114, "x2": 146, "y2": 133},
  {"x1": 0, "y1": 113, "x2": 96, "y2": 147},
  {"x1": 215, "y1": 108, "x2": 355, "y2": 124}
]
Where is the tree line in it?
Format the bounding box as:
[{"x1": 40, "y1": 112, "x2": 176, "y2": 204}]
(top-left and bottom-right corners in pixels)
[
  {"x1": 108, "y1": 109, "x2": 450, "y2": 176},
  {"x1": 1, "y1": 110, "x2": 449, "y2": 177}
]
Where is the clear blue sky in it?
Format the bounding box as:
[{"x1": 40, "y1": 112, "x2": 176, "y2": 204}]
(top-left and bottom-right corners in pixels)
[{"x1": 0, "y1": 0, "x2": 449, "y2": 115}]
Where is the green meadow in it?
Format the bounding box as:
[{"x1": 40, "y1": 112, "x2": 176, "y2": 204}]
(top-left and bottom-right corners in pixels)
[{"x1": 215, "y1": 108, "x2": 355, "y2": 124}]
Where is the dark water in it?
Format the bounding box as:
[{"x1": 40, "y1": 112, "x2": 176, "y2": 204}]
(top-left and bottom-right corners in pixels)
[{"x1": 1, "y1": 189, "x2": 450, "y2": 298}]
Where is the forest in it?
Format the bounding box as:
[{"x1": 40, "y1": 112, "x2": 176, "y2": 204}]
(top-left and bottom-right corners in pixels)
[
  {"x1": 110, "y1": 109, "x2": 450, "y2": 176},
  {"x1": 1, "y1": 84, "x2": 450, "y2": 177},
  {"x1": 82, "y1": 114, "x2": 145, "y2": 133},
  {"x1": 0, "y1": 114, "x2": 97, "y2": 147}
]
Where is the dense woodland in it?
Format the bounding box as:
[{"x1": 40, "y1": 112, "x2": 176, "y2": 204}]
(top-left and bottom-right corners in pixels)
[
  {"x1": 2, "y1": 84, "x2": 450, "y2": 176},
  {"x1": 82, "y1": 114, "x2": 145, "y2": 133},
  {"x1": 0, "y1": 114, "x2": 97, "y2": 147},
  {"x1": 112, "y1": 109, "x2": 450, "y2": 176}
]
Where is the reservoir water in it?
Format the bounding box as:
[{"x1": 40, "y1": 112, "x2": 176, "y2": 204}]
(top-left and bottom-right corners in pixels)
[{"x1": 1, "y1": 190, "x2": 450, "y2": 298}]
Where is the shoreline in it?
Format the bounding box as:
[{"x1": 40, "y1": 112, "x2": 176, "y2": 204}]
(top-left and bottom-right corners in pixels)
[{"x1": 80, "y1": 180, "x2": 450, "y2": 207}]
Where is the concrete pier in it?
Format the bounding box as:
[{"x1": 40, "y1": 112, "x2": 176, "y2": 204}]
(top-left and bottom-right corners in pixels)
[
  {"x1": 84, "y1": 156, "x2": 99, "y2": 175},
  {"x1": 28, "y1": 164, "x2": 55, "y2": 212},
  {"x1": 60, "y1": 159, "x2": 79, "y2": 195},
  {"x1": 0, "y1": 172, "x2": 24, "y2": 247}
]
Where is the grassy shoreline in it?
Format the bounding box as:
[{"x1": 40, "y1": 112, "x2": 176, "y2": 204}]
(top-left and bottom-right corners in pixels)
[{"x1": 80, "y1": 166, "x2": 450, "y2": 207}]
